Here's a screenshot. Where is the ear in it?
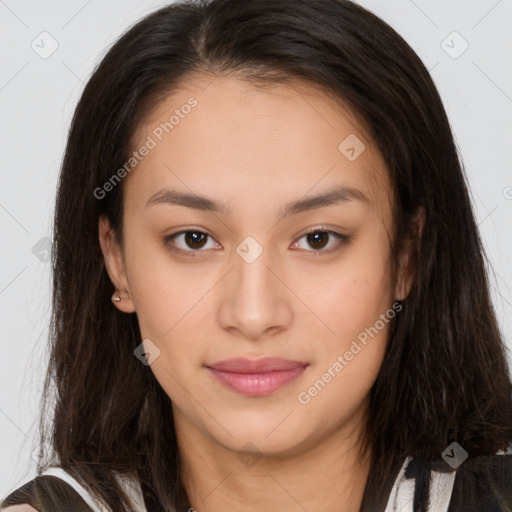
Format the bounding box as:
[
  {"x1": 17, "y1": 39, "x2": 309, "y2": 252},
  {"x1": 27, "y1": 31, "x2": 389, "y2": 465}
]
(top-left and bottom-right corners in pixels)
[
  {"x1": 98, "y1": 215, "x2": 136, "y2": 313},
  {"x1": 394, "y1": 206, "x2": 426, "y2": 301}
]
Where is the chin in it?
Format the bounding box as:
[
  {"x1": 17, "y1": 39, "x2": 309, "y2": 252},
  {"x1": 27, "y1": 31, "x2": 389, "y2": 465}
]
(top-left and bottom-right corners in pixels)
[{"x1": 206, "y1": 410, "x2": 315, "y2": 457}]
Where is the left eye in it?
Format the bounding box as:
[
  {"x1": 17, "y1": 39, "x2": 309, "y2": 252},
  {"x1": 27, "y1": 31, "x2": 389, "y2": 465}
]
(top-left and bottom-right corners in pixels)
[
  {"x1": 291, "y1": 229, "x2": 350, "y2": 254},
  {"x1": 164, "y1": 229, "x2": 350, "y2": 255}
]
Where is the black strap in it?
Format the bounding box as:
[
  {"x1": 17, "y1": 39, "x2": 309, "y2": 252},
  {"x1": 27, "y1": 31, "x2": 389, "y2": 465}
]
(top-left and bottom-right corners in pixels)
[
  {"x1": 448, "y1": 454, "x2": 512, "y2": 512},
  {"x1": 404, "y1": 454, "x2": 512, "y2": 512},
  {"x1": 0, "y1": 475, "x2": 95, "y2": 512}
]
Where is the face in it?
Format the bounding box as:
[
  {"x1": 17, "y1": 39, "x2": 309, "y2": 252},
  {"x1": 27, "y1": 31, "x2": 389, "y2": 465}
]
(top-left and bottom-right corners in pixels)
[{"x1": 99, "y1": 75, "x2": 413, "y2": 458}]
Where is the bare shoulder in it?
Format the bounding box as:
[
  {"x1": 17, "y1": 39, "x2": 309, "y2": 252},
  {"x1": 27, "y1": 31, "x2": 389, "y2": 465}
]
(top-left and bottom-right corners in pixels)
[{"x1": 1, "y1": 505, "x2": 39, "y2": 512}]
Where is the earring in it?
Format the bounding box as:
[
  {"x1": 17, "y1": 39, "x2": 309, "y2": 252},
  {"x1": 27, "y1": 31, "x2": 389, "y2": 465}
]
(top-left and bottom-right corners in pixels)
[{"x1": 112, "y1": 291, "x2": 131, "y2": 303}]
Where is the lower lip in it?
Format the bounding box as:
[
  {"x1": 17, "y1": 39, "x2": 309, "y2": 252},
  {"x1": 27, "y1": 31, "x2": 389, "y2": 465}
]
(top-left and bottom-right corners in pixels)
[{"x1": 207, "y1": 366, "x2": 308, "y2": 396}]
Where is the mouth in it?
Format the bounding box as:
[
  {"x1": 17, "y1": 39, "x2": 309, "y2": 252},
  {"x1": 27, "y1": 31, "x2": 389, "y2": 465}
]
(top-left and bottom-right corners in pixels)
[{"x1": 206, "y1": 357, "x2": 309, "y2": 396}]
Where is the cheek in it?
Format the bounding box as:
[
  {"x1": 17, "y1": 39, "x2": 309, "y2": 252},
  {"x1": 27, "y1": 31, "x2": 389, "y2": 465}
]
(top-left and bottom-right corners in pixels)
[
  {"x1": 122, "y1": 232, "x2": 201, "y2": 335},
  {"x1": 300, "y1": 235, "x2": 394, "y2": 393},
  {"x1": 298, "y1": 272, "x2": 394, "y2": 419},
  {"x1": 126, "y1": 258, "x2": 206, "y2": 403},
  {"x1": 122, "y1": 239, "x2": 213, "y2": 392},
  {"x1": 309, "y1": 281, "x2": 392, "y2": 390},
  {"x1": 311, "y1": 251, "x2": 393, "y2": 339}
]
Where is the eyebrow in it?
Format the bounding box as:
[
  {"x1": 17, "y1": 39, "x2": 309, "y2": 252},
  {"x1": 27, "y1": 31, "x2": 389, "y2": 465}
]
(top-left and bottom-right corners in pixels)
[{"x1": 145, "y1": 185, "x2": 370, "y2": 217}]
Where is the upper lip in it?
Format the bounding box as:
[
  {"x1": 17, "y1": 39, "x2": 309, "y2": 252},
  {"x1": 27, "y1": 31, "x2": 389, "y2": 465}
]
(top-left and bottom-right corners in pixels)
[{"x1": 207, "y1": 357, "x2": 309, "y2": 373}]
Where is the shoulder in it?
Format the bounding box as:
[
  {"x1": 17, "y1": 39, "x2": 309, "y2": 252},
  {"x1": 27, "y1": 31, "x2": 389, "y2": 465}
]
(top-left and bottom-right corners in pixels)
[
  {"x1": 401, "y1": 453, "x2": 512, "y2": 511},
  {"x1": 0, "y1": 474, "x2": 95, "y2": 512},
  {"x1": 448, "y1": 453, "x2": 512, "y2": 510},
  {"x1": 408, "y1": 453, "x2": 512, "y2": 511},
  {"x1": 1, "y1": 467, "x2": 147, "y2": 512},
  {"x1": 452, "y1": 452, "x2": 512, "y2": 485}
]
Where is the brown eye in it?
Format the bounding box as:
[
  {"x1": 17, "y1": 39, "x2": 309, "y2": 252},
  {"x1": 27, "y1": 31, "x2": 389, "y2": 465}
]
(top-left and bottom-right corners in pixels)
[
  {"x1": 292, "y1": 229, "x2": 352, "y2": 255},
  {"x1": 306, "y1": 231, "x2": 330, "y2": 250},
  {"x1": 165, "y1": 230, "x2": 219, "y2": 253},
  {"x1": 164, "y1": 228, "x2": 351, "y2": 257},
  {"x1": 183, "y1": 231, "x2": 208, "y2": 249}
]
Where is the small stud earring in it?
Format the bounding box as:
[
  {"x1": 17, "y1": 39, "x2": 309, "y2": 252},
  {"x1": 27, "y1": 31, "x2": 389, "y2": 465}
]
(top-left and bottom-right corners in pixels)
[{"x1": 112, "y1": 293, "x2": 121, "y2": 303}]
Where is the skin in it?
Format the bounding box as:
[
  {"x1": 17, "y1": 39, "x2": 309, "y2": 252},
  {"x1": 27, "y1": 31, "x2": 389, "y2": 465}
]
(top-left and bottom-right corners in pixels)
[{"x1": 97, "y1": 75, "x2": 423, "y2": 512}]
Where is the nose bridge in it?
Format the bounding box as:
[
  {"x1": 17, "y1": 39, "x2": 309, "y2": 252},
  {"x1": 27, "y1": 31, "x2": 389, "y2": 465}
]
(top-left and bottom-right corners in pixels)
[
  {"x1": 233, "y1": 234, "x2": 276, "y2": 304},
  {"x1": 218, "y1": 234, "x2": 292, "y2": 339}
]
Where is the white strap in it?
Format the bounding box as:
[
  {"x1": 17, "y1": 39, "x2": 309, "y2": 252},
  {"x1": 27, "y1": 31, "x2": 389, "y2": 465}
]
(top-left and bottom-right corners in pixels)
[
  {"x1": 39, "y1": 467, "x2": 108, "y2": 512},
  {"x1": 39, "y1": 466, "x2": 147, "y2": 512},
  {"x1": 428, "y1": 469, "x2": 457, "y2": 512},
  {"x1": 384, "y1": 457, "x2": 456, "y2": 512}
]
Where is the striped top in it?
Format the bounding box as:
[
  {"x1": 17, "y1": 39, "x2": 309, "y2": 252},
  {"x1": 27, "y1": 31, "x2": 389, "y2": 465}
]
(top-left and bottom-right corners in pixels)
[
  {"x1": 32, "y1": 456, "x2": 455, "y2": 512},
  {"x1": 5, "y1": 453, "x2": 512, "y2": 511}
]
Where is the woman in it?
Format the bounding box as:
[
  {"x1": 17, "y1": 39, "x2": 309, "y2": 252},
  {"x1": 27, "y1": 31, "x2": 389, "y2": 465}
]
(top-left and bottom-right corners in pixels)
[{"x1": 2, "y1": 0, "x2": 511, "y2": 511}]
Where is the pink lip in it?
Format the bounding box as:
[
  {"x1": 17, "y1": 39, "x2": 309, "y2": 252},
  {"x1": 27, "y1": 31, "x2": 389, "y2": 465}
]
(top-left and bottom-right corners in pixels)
[{"x1": 206, "y1": 357, "x2": 309, "y2": 396}]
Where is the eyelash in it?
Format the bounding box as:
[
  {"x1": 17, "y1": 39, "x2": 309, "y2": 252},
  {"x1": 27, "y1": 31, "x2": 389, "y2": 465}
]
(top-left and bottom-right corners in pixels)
[{"x1": 163, "y1": 228, "x2": 352, "y2": 257}]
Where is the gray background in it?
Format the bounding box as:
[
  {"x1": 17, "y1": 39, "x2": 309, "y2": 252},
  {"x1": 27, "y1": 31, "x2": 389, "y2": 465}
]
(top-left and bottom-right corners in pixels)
[{"x1": 1, "y1": 0, "x2": 511, "y2": 499}]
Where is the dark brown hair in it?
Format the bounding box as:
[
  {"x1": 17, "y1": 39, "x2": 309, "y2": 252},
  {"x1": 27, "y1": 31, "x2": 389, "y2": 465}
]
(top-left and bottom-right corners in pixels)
[{"x1": 9, "y1": 0, "x2": 512, "y2": 510}]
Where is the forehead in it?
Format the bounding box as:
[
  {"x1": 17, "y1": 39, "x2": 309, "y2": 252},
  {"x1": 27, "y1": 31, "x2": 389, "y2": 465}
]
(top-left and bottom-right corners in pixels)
[{"x1": 126, "y1": 74, "x2": 392, "y2": 219}]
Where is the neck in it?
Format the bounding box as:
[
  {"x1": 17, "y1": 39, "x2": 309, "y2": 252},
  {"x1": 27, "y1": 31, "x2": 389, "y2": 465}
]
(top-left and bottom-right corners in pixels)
[{"x1": 177, "y1": 410, "x2": 372, "y2": 512}]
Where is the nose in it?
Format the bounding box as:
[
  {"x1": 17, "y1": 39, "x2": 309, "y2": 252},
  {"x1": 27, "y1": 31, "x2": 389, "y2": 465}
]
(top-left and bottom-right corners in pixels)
[{"x1": 217, "y1": 238, "x2": 293, "y2": 341}]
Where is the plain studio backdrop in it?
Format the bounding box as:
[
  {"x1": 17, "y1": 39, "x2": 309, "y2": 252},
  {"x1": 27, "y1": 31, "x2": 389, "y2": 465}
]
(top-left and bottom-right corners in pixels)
[{"x1": 0, "y1": 0, "x2": 511, "y2": 500}]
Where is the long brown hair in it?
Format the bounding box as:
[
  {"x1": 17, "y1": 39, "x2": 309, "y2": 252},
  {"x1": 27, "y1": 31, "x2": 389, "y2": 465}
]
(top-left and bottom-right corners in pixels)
[{"x1": 21, "y1": 0, "x2": 512, "y2": 510}]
